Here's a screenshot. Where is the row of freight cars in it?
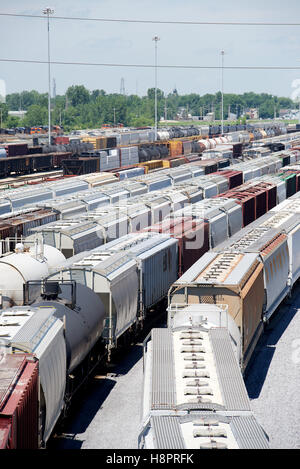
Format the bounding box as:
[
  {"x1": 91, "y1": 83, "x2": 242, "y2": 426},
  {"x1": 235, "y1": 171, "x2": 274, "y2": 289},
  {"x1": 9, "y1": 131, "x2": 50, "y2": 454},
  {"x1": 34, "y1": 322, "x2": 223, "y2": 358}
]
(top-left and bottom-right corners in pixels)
[
  {"x1": 2, "y1": 123, "x2": 295, "y2": 159},
  {"x1": 0, "y1": 134, "x2": 296, "y2": 192},
  {"x1": 0, "y1": 144, "x2": 227, "y2": 178},
  {"x1": 0, "y1": 152, "x2": 300, "y2": 309},
  {"x1": 0, "y1": 152, "x2": 72, "y2": 178},
  {"x1": 0, "y1": 142, "x2": 277, "y2": 178},
  {"x1": 48, "y1": 131, "x2": 300, "y2": 176},
  {"x1": 27, "y1": 159, "x2": 300, "y2": 268},
  {"x1": 0, "y1": 148, "x2": 260, "y2": 217},
  {"x1": 0, "y1": 123, "x2": 292, "y2": 178},
  {"x1": 157, "y1": 121, "x2": 288, "y2": 140},
  {"x1": 0, "y1": 148, "x2": 299, "y2": 238},
  {"x1": 0, "y1": 167, "x2": 208, "y2": 218},
  {"x1": 0, "y1": 149, "x2": 297, "y2": 241},
  {"x1": 2, "y1": 187, "x2": 300, "y2": 449},
  {"x1": 57, "y1": 121, "x2": 288, "y2": 148}
]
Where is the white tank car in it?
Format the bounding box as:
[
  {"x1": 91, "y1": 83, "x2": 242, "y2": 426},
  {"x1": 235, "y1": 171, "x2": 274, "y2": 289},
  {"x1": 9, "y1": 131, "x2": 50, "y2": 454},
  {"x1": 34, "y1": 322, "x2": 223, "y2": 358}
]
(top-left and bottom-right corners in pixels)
[
  {"x1": 0, "y1": 243, "x2": 66, "y2": 308},
  {"x1": 0, "y1": 282, "x2": 106, "y2": 446}
]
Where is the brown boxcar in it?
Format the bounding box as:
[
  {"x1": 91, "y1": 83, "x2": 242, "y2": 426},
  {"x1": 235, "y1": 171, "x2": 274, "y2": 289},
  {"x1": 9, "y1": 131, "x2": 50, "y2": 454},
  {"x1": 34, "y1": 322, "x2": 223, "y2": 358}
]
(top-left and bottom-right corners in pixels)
[{"x1": 168, "y1": 251, "x2": 265, "y2": 369}]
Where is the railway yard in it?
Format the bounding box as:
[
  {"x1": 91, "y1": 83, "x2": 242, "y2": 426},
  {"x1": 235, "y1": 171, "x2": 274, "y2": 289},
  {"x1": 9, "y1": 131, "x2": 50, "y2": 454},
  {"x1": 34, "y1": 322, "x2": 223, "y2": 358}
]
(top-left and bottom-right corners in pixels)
[{"x1": 1, "y1": 121, "x2": 300, "y2": 450}]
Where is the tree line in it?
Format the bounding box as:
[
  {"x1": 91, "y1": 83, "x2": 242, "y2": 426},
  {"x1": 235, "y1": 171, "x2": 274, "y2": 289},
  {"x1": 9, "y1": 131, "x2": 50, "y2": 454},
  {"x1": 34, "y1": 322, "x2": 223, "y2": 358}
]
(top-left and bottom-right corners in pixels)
[{"x1": 0, "y1": 85, "x2": 295, "y2": 130}]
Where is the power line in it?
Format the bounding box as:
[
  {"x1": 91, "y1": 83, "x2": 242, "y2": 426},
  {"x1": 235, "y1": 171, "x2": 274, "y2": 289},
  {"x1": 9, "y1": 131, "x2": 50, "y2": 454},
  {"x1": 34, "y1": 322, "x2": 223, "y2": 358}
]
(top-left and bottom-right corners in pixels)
[
  {"x1": 1, "y1": 58, "x2": 300, "y2": 70},
  {"x1": 0, "y1": 12, "x2": 300, "y2": 26}
]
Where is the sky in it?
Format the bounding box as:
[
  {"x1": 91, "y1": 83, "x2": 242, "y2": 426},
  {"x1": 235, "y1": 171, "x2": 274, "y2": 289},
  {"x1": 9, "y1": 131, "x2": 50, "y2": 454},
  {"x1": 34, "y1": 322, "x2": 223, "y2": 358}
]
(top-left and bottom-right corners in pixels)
[{"x1": 1, "y1": 0, "x2": 300, "y2": 99}]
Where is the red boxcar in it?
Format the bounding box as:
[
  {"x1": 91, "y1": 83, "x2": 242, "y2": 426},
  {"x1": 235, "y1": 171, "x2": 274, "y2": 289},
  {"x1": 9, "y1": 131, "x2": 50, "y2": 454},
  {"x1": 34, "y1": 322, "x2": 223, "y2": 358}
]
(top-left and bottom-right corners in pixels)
[
  {"x1": 213, "y1": 169, "x2": 243, "y2": 190},
  {"x1": 141, "y1": 216, "x2": 209, "y2": 276},
  {"x1": 239, "y1": 186, "x2": 267, "y2": 220},
  {"x1": 217, "y1": 190, "x2": 256, "y2": 227},
  {"x1": 0, "y1": 354, "x2": 39, "y2": 449},
  {"x1": 5, "y1": 143, "x2": 28, "y2": 157},
  {"x1": 54, "y1": 136, "x2": 70, "y2": 145}
]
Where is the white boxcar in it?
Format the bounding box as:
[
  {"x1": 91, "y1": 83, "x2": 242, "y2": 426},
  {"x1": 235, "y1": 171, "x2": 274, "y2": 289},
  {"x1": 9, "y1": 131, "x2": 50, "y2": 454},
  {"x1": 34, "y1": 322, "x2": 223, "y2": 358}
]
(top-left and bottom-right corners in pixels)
[
  {"x1": 48, "y1": 251, "x2": 139, "y2": 350},
  {"x1": 27, "y1": 219, "x2": 105, "y2": 257},
  {"x1": 88, "y1": 232, "x2": 179, "y2": 312}
]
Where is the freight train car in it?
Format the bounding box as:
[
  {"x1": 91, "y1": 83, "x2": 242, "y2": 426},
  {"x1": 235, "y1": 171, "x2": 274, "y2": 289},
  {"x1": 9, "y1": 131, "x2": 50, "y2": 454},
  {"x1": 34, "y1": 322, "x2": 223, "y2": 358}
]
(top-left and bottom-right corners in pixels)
[
  {"x1": 139, "y1": 304, "x2": 270, "y2": 450},
  {"x1": 0, "y1": 153, "x2": 72, "y2": 178},
  {"x1": 0, "y1": 240, "x2": 66, "y2": 308}
]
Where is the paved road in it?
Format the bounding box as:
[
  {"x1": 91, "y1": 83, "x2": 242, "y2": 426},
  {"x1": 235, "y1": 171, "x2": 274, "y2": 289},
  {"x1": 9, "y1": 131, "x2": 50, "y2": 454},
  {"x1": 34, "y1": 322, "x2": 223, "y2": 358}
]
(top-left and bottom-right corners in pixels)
[
  {"x1": 245, "y1": 289, "x2": 300, "y2": 449},
  {"x1": 48, "y1": 342, "x2": 144, "y2": 449}
]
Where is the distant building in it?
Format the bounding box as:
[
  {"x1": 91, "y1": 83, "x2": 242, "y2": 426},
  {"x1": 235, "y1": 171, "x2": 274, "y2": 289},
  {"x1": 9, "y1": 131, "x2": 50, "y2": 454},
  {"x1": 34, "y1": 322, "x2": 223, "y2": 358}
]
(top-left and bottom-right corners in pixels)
[
  {"x1": 203, "y1": 112, "x2": 215, "y2": 122},
  {"x1": 244, "y1": 108, "x2": 259, "y2": 119},
  {"x1": 228, "y1": 112, "x2": 237, "y2": 121},
  {"x1": 279, "y1": 109, "x2": 291, "y2": 118},
  {"x1": 8, "y1": 110, "x2": 27, "y2": 119}
]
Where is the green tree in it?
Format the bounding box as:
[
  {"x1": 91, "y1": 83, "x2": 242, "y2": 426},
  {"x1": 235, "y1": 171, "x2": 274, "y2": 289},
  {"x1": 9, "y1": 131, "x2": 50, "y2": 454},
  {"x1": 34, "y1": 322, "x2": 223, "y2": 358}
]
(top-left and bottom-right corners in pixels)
[
  {"x1": 4, "y1": 87, "x2": 295, "y2": 130},
  {"x1": 23, "y1": 105, "x2": 48, "y2": 127},
  {"x1": 66, "y1": 85, "x2": 90, "y2": 107},
  {"x1": 5, "y1": 115, "x2": 22, "y2": 128},
  {"x1": 147, "y1": 88, "x2": 164, "y2": 100}
]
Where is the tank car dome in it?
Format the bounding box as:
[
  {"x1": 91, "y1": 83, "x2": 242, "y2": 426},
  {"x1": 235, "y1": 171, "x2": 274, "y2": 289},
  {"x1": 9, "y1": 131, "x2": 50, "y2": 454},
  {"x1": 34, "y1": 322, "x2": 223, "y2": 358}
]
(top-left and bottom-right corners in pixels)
[{"x1": 29, "y1": 244, "x2": 66, "y2": 270}]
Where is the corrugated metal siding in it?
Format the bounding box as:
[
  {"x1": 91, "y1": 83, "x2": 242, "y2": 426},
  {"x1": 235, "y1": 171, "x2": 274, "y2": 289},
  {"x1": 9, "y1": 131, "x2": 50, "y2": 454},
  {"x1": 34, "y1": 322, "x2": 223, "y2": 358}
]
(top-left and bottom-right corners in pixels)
[
  {"x1": 209, "y1": 328, "x2": 251, "y2": 411},
  {"x1": 231, "y1": 416, "x2": 269, "y2": 449},
  {"x1": 151, "y1": 329, "x2": 176, "y2": 410},
  {"x1": 12, "y1": 308, "x2": 56, "y2": 350},
  {"x1": 135, "y1": 239, "x2": 178, "y2": 308},
  {"x1": 151, "y1": 416, "x2": 185, "y2": 449}
]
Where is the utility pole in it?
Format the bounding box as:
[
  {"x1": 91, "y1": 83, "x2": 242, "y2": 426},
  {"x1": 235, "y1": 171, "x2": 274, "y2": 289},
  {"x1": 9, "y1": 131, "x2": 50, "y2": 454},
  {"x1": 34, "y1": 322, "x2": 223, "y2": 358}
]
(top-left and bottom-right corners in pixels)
[
  {"x1": 120, "y1": 77, "x2": 125, "y2": 95},
  {"x1": 221, "y1": 50, "x2": 225, "y2": 134},
  {"x1": 152, "y1": 35, "x2": 160, "y2": 141},
  {"x1": 43, "y1": 7, "x2": 54, "y2": 145},
  {"x1": 164, "y1": 98, "x2": 167, "y2": 120}
]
